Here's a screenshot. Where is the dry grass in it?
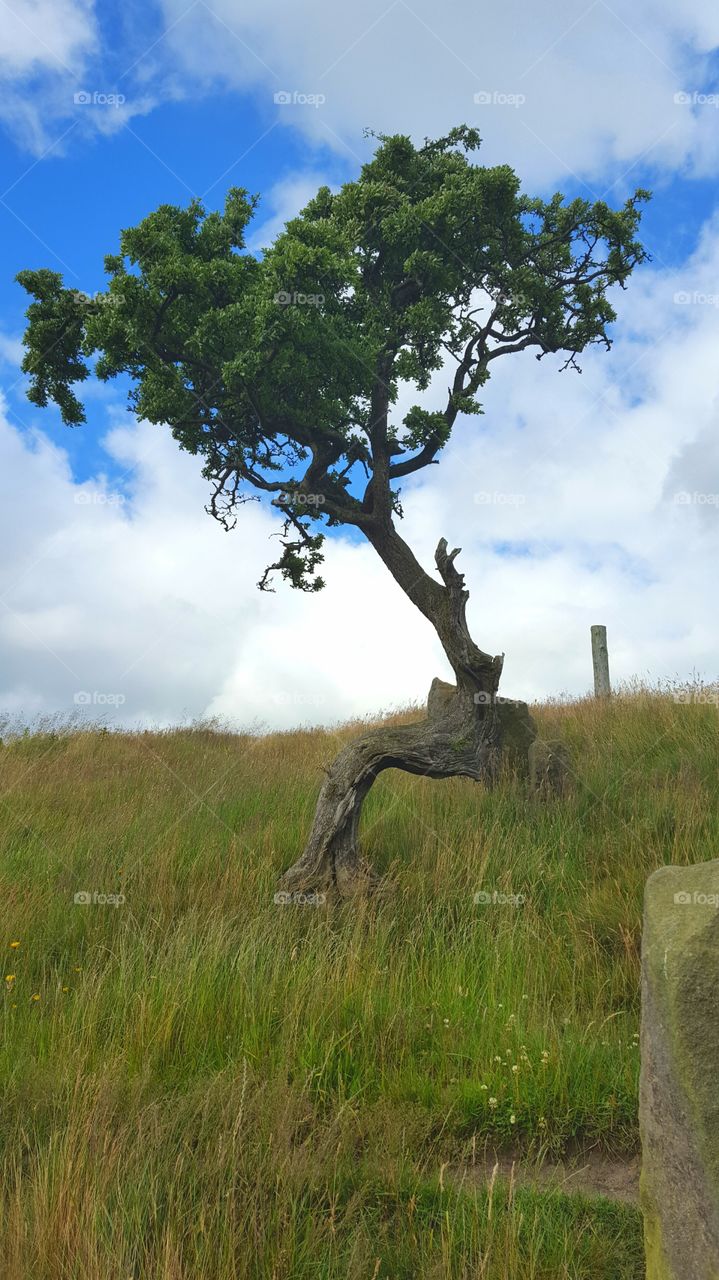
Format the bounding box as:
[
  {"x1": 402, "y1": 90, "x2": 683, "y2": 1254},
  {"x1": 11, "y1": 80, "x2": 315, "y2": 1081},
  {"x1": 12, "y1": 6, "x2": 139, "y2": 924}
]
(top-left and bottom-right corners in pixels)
[{"x1": 1, "y1": 680, "x2": 716, "y2": 1277}]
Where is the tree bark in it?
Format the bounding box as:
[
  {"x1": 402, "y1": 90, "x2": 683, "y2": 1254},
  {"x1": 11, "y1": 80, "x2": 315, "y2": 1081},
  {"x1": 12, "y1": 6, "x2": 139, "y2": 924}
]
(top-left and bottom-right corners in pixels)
[{"x1": 278, "y1": 532, "x2": 537, "y2": 897}]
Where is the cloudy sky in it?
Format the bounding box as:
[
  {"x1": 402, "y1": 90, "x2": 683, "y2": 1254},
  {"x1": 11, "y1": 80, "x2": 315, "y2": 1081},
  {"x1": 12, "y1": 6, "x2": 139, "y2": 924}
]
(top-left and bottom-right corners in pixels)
[{"x1": 1, "y1": 0, "x2": 718, "y2": 730}]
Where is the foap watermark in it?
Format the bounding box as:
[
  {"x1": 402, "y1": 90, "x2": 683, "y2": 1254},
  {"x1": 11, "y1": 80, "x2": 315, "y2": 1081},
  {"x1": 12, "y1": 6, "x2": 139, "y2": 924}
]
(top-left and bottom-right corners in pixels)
[
  {"x1": 474, "y1": 490, "x2": 526, "y2": 506},
  {"x1": 274, "y1": 90, "x2": 325, "y2": 108},
  {"x1": 474, "y1": 889, "x2": 526, "y2": 906},
  {"x1": 673, "y1": 490, "x2": 719, "y2": 506},
  {"x1": 74, "y1": 490, "x2": 125, "y2": 506},
  {"x1": 474, "y1": 90, "x2": 526, "y2": 108},
  {"x1": 277, "y1": 490, "x2": 325, "y2": 507},
  {"x1": 74, "y1": 890, "x2": 125, "y2": 907},
  {"x1": 272, "y1": 691, "x2": 327, "y2": 707},
  {"x1": 74, "y1": 90, "x2": 126, "y2": 108},
  {"x1": 274, "y1": 290, "x2": 325, "y2": 307},
  {"x1": 68, "y1": 289, "x2": 123, "y2": 308},
  {"x1": 673, "y1": 889, "x2": 719, "y2": 907},
  {"x1": 674, "y1": 90, "x2": 719, "y2": 109},
  {"x1": 674, "y1": 290, "x2": 719, "y2": 307},
  {"x1": 74, "y1": 691, "x2": 126, "y2": 708},
  {"x1": 672, "y1": 689, "x2": 719, "y2": 706},
  {"x1": 274, "y1": 890, "x2": 327, "y2": 906},
  {"x1": 473, "y1": 692, "x2": 517, "y2": 706}
]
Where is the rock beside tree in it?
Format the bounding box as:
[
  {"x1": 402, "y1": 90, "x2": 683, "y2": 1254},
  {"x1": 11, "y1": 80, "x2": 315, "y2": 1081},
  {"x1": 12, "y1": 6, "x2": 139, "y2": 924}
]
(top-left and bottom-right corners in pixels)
[{"x1": 640, "y1": 859, "x2": 719, "y2": 1278}]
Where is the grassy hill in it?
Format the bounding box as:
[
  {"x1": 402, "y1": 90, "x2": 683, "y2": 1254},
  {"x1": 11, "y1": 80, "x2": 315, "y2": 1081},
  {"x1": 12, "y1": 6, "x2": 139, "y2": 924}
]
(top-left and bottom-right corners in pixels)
[{"x1": 1, "y1": 684, "x2": 717, "y2": 1278}]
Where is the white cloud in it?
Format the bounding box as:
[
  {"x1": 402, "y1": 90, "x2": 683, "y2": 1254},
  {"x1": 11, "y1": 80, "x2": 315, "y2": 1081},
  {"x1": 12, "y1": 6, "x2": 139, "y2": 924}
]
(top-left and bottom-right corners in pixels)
[
  {"x1": 0, "y1": 0, "x2": 158, "y2": 154},
  {"x1": 3, "y1": 0, "x2": 719, "y2": 185},
  {"x1": 0, "y1": 0, "x2": 96, "y2": 78},
  {"x1": 0, "y1": 402, "x2": 442, "y2": 732},
  {"x1": 154, "y1": 0, "x2": 719, "y2": 186}
]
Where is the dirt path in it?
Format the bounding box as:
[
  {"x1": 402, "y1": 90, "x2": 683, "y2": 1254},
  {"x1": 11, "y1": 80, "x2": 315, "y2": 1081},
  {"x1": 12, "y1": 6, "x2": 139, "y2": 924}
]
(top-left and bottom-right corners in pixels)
[{"x1": 450, "y1": 1149, "x2": 641, "y2": 1206}]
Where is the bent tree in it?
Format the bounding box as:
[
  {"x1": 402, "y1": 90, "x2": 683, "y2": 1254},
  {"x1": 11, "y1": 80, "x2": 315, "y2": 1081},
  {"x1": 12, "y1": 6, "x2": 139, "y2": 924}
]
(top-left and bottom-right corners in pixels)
[{"x1": 18, "y1": 127, "x2": 648, "y2": 895}]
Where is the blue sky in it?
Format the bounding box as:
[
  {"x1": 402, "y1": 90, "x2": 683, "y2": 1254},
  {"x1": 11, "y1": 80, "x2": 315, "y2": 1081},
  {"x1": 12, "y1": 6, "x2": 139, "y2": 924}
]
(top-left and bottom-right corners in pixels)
[
  {"x1": 1, "y1": 0, "x2": 719, "y2": 728},
  {"x1": 0, "y1": 93, "x2": 352, "y2": 481}
]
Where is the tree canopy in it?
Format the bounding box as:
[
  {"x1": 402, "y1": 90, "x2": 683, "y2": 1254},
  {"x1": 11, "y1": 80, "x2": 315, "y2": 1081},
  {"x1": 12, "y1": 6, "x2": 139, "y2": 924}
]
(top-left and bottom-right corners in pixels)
[{"x1": 18, "y1": 125, "x2": 649, "y2": 592}]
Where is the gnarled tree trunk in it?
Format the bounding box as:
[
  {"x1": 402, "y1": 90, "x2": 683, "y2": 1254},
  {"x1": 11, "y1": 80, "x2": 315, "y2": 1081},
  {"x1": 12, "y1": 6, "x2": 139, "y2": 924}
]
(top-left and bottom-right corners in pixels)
[{"x1": 279, "y1": 533, "x2": 536, "y2": 897}]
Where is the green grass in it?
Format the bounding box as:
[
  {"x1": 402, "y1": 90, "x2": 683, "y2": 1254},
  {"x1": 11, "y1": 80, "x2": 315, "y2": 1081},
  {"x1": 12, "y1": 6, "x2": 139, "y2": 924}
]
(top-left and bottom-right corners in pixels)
[{"x1": 1, "y1": 682, "x2": 717, "y2": 1277}]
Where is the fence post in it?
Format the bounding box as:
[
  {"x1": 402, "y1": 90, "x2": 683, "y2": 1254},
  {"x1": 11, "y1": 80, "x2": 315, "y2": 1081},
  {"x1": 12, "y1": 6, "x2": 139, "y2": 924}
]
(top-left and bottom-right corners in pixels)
[{"x1": 591, "y1": 624, "x2": 611, "y2": 697}]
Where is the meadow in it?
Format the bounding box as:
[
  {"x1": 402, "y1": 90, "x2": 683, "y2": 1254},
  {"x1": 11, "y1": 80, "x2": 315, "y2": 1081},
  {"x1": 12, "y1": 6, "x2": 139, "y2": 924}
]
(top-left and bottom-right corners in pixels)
[{"x1": 1, "y1": 682, "x2": 717, "y2": 1278}]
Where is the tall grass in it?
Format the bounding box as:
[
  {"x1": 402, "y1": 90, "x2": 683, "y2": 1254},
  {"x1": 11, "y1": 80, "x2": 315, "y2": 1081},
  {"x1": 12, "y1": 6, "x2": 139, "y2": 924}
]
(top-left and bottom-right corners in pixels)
[{"x1": 1, "y1": 682, "x2": 716, "y2": 1277}]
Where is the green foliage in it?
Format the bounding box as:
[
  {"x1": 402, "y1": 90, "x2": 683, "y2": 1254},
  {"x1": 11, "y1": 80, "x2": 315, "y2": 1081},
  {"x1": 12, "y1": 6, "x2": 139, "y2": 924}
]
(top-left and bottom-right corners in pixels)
[
  {"x1": 401, "y1": 406, "x2": 452, "y2": 452},
  {"x1": 16, "y1": 268, "x2": 92, "y2": 424},
  {"x1": 17, "y1": 126, "x2": 649, "y2": 589}
]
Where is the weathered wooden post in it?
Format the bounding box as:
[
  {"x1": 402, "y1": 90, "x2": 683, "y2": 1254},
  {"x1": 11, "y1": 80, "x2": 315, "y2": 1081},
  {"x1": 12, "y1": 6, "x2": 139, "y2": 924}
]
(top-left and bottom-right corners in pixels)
[{"x1": 591, "y1": 624, "x2": 611, "y2": 697}]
